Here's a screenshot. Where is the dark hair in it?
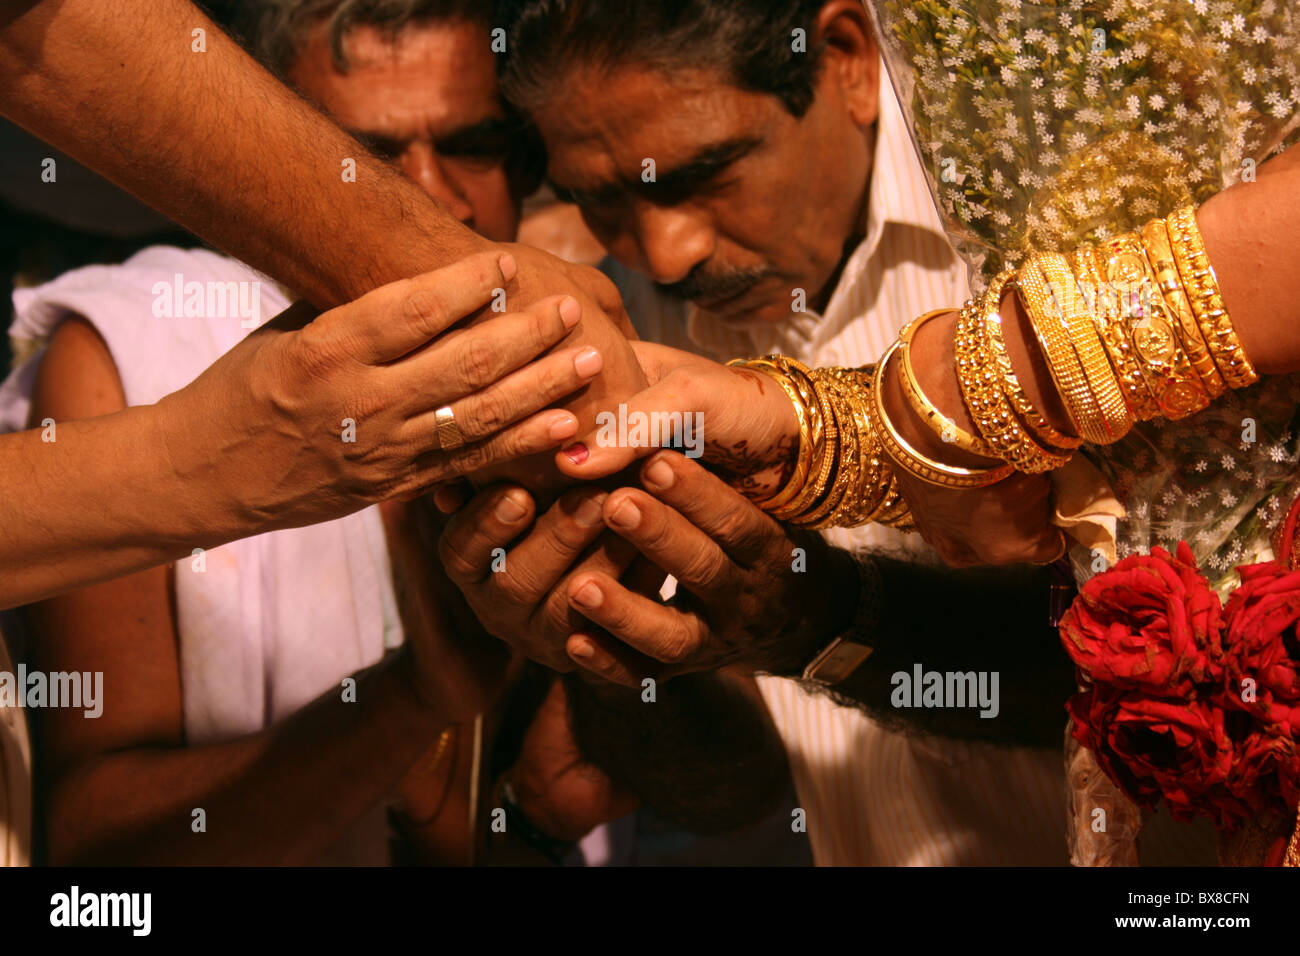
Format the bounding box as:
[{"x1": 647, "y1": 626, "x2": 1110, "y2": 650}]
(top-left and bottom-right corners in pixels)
[
  {"x1": 496, "y1": 0, "x2": 829, "y2": 118},
  {"x1": 231, "y1": 0, "x2": 490, "y2": 77}
]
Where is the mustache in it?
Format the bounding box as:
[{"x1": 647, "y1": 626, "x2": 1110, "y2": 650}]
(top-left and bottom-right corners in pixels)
[{"x1": 656, "y1": 264, "x2": 772, "y2": 306}]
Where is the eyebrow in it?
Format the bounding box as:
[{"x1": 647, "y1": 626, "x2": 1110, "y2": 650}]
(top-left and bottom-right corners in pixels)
[
  {"x1": 344, "y1": 116, "x2": 519, "y2": 155},
  {"x1": 549, "y1": 134, "x2": 764, "y2": 207}
]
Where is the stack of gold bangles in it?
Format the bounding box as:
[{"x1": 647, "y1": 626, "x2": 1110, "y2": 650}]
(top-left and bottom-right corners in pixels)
[{"x1": 730, "y1": 203, "x2": 1257, "y2": 530}]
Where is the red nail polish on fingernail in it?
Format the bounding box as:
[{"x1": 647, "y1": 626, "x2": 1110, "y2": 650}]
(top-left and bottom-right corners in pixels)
[{"x1": 563, "y1": 443, "x2": 589, "y2": 465}]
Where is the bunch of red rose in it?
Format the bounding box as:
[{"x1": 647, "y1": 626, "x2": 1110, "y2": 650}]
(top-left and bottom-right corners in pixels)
[{"x1": 1060, "y1": 541, "x2": 1300, "y2": 832}]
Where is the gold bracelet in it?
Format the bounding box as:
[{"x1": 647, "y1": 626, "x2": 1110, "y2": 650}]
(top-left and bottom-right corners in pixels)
[
  {"x1": 828, "y1": 366, "x2": 910, "y2": 526},
  {"x1": 1072, "y1": 245, "x2": 1162, "y2": 422},
  {"x1": 773, "y1": 360, "x2": 840, "y2": 522},
  {"x1": 980, "y1": 269, "x2": 1082, "y2": 452},
  {"x1": 1167, "y1": 205, "x2": 1258, "y2": 391},
  {"x1": 793, "y1": 369, "x2": 859, "y2": 528},
  {"x1": 956, "y1": 296, "x2": 1073, "y2": 474},
  {"x1": 1140, "y1": 217, "x2": 1226, "y2": 400},
  {"x1": 1035, "y1": 252, "x2": 1133, "y2": 442},
  {"x1": 896, "y1": 308, "x2": 998, "y2": 459},
  {"x1": 1094, "y1": 233, "x2": 1208, "y2": 420},
  {"x1": 873, "y1": 340, "x2": 1012, "y2": 488},
  {"x1": 728, "y1": 357, "x2": 812, "y2": 511},
  {"x1": 829, "y1": 366, "x2": 914, "y2": 528},
  {"x1": 1019, "y1": 255, "x2": 1116, "y2": 444}
]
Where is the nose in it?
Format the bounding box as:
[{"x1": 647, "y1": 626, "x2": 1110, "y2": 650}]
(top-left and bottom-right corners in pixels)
[
  {"x1": 401, "y1": 143, "x2": 475, "y2": 227},
  {"x1": 624, "y1": 201, "x2": 714, "y2": 287}
]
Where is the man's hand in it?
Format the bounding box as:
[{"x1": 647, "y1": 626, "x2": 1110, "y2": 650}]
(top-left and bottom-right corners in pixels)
[
  {"x1": 437, "y1": 483, "x2": 659, "y2": 674},
  {"x1": 500, "y1": 678, "x2": 638, "y2": 844},
  {"x1": 562, "y1": 451, "x2": 860, "y2": 686},
  {"x1": 894, "y1": 469, "x2": 1064, "y2": 567},
  {"x1": 380, "y1": 497, "x2": 514, "y2": 723},
  {"x1": 161, "y1": 252, "x2": 604, "y2": 536},
  {"x1": 553, "y1": 341, "x2": 800, "y2": 501}
]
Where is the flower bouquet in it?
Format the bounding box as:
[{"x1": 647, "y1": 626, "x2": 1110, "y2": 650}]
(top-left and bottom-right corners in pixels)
[{"x1": 1059, "y1": 508, "x2": 1300, "y2": 865}]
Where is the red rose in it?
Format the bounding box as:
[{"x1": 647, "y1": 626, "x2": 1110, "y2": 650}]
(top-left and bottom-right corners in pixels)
[
  {"x1": 1060, "y1": 543, "x2": 1222, "y2": 695},
  {"x1": 1221, "y1": 561, "x2": 1300, "y2": 805},
  {"x1": 1067, "y1": 685, "x2": 1264, "y2": 829}
]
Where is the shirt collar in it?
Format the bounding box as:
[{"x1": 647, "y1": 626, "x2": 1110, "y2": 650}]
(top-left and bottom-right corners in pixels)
[{"x1": 684, "y1": 59, "x2": 951, "y2": 355}]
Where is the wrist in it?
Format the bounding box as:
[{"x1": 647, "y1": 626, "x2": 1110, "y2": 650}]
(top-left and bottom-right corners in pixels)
[
  {"x1": 146, "y1": 394, "x2": 247, "y2": 550},
  {"x1": 758, "y1": 541, "x2": 861, "y2": 677}
]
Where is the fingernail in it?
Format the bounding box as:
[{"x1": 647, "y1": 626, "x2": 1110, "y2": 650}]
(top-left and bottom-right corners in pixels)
[
  {"x1": 498, "y1": 253, "x2": 517, "y2": 284},
  {"x1": 573, "y1": 347, "x2": 603, "y2": 378},
  {"x1": 643, "y1": 458, "x2": 675, "y2": 491},
  {"x1": 572, "y1": 582, "x2": 603, "y2": 608},
  {"x1": 559, "y1": 296, "x2": 582, "y2": 329},
  {"x1": 549, "y1": 414, "x2": 579, "y2": 442},
  {"x1": 575, "y1": 493, "x2": 607, "y2": 528},
  {"x1": 569, "y1": 639, "x2": 594, "y2": 660},
  {"x1": 495, "y1": 489, "x2": 528, "y2": 523},
  {"x1": 563, "y1": 443, "x2": 589, "y2": 465},
  {"x1": 608, "y1": 498, "x2": 641, "y2": 530}
]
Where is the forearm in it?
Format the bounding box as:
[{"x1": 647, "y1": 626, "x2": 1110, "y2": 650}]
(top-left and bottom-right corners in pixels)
[
  {"x1": 563, "y1": 669, "x2": 790, "y2": 834},
  {"x1": 0, "y1": 0, "x2": 483, "y2": 308},
  {"x1": 0, "y1": 405, "x2": 254, "y2": 609},
  {"x1": 902, "y1": 148, "x2": 1300, "y2": 460},
  {"x1": 46, "y1": 655, "x2": 446, "y2": 865},
  {"x1": 816, "y1": 553, "x2": 1075, "y2": 747}
]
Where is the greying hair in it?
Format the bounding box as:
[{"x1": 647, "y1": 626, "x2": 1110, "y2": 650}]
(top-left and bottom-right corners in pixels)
[
  {"x1": 496, "y1": 0, "x2": 829, "y2": 118},
  {"x1": 231, "y1": 0, "x2": 490, "y2": 77}
]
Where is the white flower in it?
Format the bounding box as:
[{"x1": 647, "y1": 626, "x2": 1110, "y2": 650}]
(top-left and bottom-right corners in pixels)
[{"x1": 1148, "y1": 93, "x2": 1166, "y2": 111}]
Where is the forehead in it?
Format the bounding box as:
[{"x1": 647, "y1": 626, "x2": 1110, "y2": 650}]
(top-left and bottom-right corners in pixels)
[
  {"x1": 534, "y1": 64, "x2": 783, "y2": 185},
  {"x1": 288, "y1": 18, "x2": 501, "y2": 132}
]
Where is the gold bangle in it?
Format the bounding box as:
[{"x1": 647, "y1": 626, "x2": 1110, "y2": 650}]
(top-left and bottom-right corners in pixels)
[
  {"x1": 773, "y1": 360, "x2": 840, "y2": 521},
  {"x1": 1019, "y1": 255, "x2": 1112, "y2": 443},
  {"x1": 981, "y1": 269, "x2": 1082, "y2": 452},
  {"x1": 1072, "y1": 245, "x2": 1162, "y2": 422},
  {"x1": 956, "y1": 296, "x2": 1073, "y2": 474},
  {"x1": 1140, "y1": 217, "x2": 1226, "y2": 400},
  {"x1": 728, "y1": 357, "x2": 811, "y2": 511},
  {"x1": 1167, "y1": 205, "x2": 1258, "y2": 391},
  {"x1": 824, "y1": 366, "x2": 912, "y2": 527},
  {"x1": 1094, "y1": 233, "x2": 1208, "y2": 420},
  {"x1": 896, "y1": 308, "x2": 999, "y2": 459},
  {"x1": 792, "y1": 369, "x2": 858, "y2": 528},
  {"x1": 1035, "y1": 252, "x2": 1132, "y2": 442},
  {"x1": 872, "y1": 340, "x2": 1012, "y2": 488}
]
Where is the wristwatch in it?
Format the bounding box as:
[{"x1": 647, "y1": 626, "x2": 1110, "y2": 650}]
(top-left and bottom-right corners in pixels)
[
  {"x1": 499, "y1": 778, "x2": 578, "y2": 865},
  {"x1": 799, "y1": 551, "x2": 879, "y2": 686}
]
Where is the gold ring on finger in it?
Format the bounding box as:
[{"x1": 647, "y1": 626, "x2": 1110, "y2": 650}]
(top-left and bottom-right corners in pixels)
[{"x1": 435, "y1": 405, "x2": 466, "y2": 452}]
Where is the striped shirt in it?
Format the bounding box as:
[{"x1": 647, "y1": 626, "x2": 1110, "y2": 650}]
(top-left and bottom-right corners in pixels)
[{"x1": 624, "y1": 68, "x2": 1214, "y2": 865}]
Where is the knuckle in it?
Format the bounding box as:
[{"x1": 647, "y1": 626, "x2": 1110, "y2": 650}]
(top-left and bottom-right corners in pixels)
[
  {"x1": 457, "y1": 334, "x2": 498, "y2": 389},
  {"x1": 527, "y1": 302, "x2": 562, "y2": 350},
  {"x1": 657, "y1": 625, "x2": 697, "y2": 664},
  {"x1": 436, "y1": 532, "x2": 480, "y2": 583},
  {"x1": 402, "y1": 283, "x2": 450, "y2": 336},
  {"x1": 447, "y1": 441, "x2": 491, "y2": 475},
  {"x1": 466, "y1": 387, "x2": 513, "y2": 438},
  {"x1": 678, "y1": 547, "x2": 726, "y2": 587}
]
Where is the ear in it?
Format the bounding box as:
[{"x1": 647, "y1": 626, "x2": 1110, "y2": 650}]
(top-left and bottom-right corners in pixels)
[{"x1": 814, "y1": 0, "x2": 880, "y2": 129}]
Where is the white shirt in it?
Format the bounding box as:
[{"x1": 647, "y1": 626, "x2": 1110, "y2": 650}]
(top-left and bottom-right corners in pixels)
[{"x1": 630, "y1": 69, "x2": 1214, "y2": 865}]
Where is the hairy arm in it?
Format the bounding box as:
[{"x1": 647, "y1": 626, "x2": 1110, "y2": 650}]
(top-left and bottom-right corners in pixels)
[
  {"x1": 562, "y1": 669, "x2": 791, "y2": 835},
  {"x1": 812, "y1": 552, "x2": 1076, "y2": 748},
  {"x1": 27, "y1": 318, "x2": 449, "y2": 865},
  {"x1": 0, "y1": 0, "x2": 483, "y2": 307}
]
